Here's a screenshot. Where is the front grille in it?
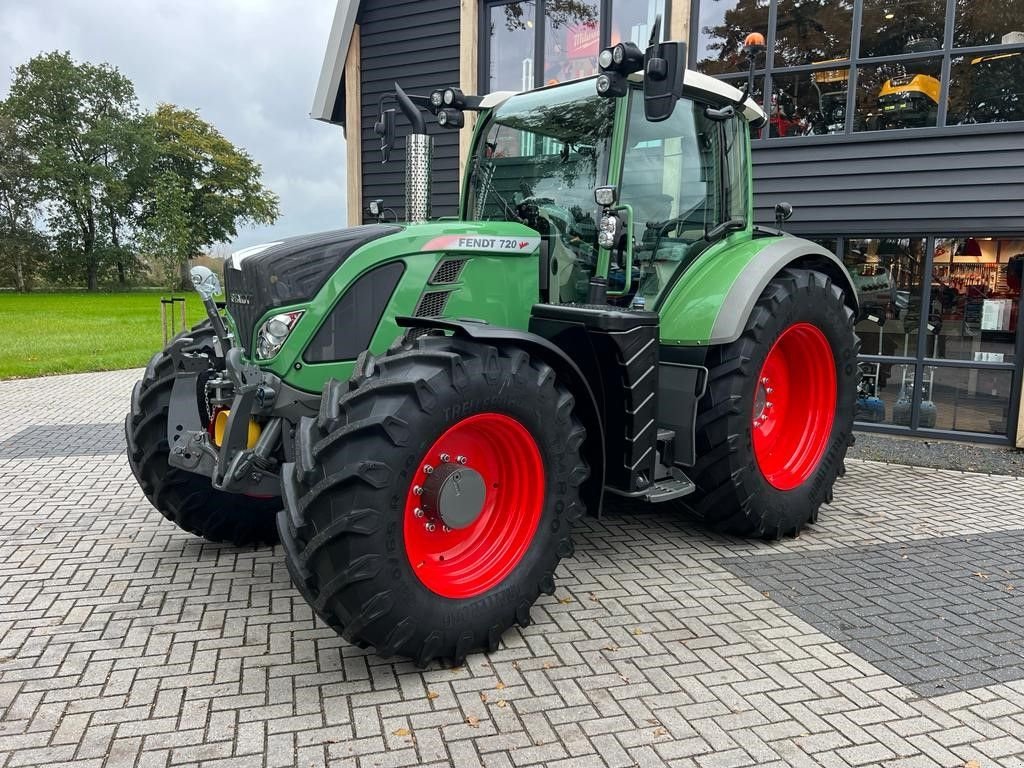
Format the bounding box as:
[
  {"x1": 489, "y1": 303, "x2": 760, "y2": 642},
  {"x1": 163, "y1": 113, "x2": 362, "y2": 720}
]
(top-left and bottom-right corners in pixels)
[
  {"x1": 429, "y1": 259, "x2": 467, "y2": 285},
  {"x1": 224, "y1": 273, "x2": 262, "y2": 352},
  {"x1": 414, "y1": 290, "x2": 451, "y2": 317}
]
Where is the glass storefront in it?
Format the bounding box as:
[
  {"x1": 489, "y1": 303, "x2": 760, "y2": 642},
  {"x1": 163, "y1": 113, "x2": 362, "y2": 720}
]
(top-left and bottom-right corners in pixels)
[
  {"x1": 486, "y1": 0, "x2": 666, "y2": 91},
  {"x1": 832, "y1": 235, "x2": 1023, "y2": 440},
  {"x1": 692, "y1": 0, "x2": 1024, "y2": 139}
]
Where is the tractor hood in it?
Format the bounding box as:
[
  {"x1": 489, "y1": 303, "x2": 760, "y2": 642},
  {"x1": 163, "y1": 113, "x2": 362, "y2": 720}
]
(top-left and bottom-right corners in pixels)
[{"x1": 224, "y1": 224, "x2": 403, "y2": 352}]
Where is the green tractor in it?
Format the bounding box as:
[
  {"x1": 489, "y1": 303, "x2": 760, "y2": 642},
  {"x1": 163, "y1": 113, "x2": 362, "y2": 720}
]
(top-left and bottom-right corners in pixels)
[{"x1": 125, "y1": 27, "x2": 859, "y2": 666}]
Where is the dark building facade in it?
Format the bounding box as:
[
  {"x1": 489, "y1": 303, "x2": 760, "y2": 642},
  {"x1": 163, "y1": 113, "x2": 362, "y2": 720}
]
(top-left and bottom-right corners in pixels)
[{"x1": 314, "y1": 0, "x2": 1024, "y2": 446}]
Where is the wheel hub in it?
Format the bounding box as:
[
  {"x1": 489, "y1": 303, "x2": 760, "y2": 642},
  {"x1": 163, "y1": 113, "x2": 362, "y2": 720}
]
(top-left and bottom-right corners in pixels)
[
  {"x1": 752, "y1": 376, "x2": 776, "y2": 427},
  {"x1": 421, "y1": 462, "x2": 487, "y2": 530}
]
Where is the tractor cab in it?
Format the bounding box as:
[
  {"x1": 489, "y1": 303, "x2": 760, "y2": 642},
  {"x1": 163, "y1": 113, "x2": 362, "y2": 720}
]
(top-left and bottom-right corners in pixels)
[{"x1": 462, "y1": 58, "x2": 761, "y2": 311}]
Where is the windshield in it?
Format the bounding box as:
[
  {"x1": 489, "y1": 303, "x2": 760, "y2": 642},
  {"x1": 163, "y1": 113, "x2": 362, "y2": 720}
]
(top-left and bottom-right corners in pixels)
[{"x1": 467, "y1": 79, "x2": 615, "y2": 302}]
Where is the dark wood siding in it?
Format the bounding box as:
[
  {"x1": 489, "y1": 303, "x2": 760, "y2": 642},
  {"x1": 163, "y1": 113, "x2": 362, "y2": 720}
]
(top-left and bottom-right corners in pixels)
[
  {"x1": 357, "y1": 0, "x2": 462, "y2": 223},
  {"x1": 752, "y1": 127, "x2": 1024, "y2": 237}
]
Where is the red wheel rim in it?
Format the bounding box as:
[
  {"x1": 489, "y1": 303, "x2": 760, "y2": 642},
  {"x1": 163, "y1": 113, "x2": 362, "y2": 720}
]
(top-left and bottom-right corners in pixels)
[
  {"x1": 752, "y1": 323, "x2": 837, "y2": 491},
  {"x1": 403, "y1": 413, "x2": 545, "y2": 599}
]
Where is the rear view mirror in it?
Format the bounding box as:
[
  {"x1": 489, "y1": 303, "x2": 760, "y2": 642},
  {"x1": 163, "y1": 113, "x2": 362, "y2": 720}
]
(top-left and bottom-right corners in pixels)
[{"x1": 644, "y1": 41, "x2": 686, "y2": 122}]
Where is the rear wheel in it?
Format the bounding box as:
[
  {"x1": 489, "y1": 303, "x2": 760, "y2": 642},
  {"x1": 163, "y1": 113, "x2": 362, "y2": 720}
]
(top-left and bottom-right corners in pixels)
[
  {"x1": 278, "y1": 336, "x2": 588, "y2": 666},
  {"x1": 125, "y1": 322, "x2": 280, "y2": 546},
  {"x1": 689, "y1": 268, "x2": 859, "y2": 537}
]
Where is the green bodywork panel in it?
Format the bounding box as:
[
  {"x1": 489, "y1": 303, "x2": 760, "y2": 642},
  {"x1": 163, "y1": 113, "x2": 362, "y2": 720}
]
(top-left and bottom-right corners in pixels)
[
  {"x1": 247, "y1": 220, "x2": 540, "y2": 393},
  {"x1": 656, "y1": 233, "x2": 770, "y2": 346}
]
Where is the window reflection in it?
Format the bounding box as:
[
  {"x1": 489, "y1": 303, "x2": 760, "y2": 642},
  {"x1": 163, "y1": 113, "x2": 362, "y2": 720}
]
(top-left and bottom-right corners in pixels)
[
  {"x1": 859, "y1": 0, "x2": 946, "y2": 59},
  {"x1": 768, "y1": 67, "x2": 851, "y2": 136},
  {"x1": 612, "y1": 0, "x2": 664, "y2": 47},
  {"x1": 948, "y1": 51, "x2": 1024, "y2": 125},
  {"x1": 696, "y1": 0, "x2": 770, "y2": 76},
  {"x1": 930, "y1": 237, "x2": 1023, "y2": 362},
  {"x1": 543, "y1": 0, "x2": 601, "y2": 85},
  {"x1": 926, "y1": 366, "x2": 1012, "y2": 434},
  {"x1": 856, "y1": 57, "x2": 942, "y2": 131},
  {"x1": 954, "y1": 1, "x2": 1024, "y2": 48},
  {"x1": 773, "y1": 0, "x2": 852, "y2": 67},
  {"x1": 489, "y1": 2, "x2": 537, "y2": 92},
  {"x1": 843, "y1": 238, "x2": 927, "y2": 362}
]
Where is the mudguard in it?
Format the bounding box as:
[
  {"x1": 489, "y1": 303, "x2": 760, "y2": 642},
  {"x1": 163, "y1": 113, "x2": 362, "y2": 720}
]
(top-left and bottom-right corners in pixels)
[
  {"x1": 659, "y1": 236, "x2": 858, "y2": 347},
  {"x1": 395, "y1": 316, "x2": 606, "y2": 517}
]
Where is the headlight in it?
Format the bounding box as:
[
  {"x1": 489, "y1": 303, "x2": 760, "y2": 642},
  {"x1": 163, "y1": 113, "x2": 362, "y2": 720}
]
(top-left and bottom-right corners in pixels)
[
  {"x1": 598, "y1": 215, "x2": 620, "y2": 249},
  {"x1": 255, "y1": 310, "x2": 303, "y2": 360}
]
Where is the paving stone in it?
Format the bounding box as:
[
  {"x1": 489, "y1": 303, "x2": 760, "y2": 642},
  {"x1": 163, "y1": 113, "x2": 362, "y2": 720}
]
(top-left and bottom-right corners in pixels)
[{"x1": 3, "y1": 369, "x2": 1024, "y2": 767}]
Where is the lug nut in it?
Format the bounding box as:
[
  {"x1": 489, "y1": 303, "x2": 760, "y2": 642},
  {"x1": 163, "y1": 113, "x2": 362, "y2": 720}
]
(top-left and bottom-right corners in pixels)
[
  {"x1": 423, "y1": 464, "x2": 434, "y2": 475},
  {"x1": 413, "y1": 485, "x2": 423, "y2": 496},
  {"x1": 765, "y1": 401, "x2": 774, "y2": 410},
  {"x1": 414, "y1": 507, "x2": 424, "y2": 518},
  {"x1": 765, "y1": 387, "x2": 774, "y2": 395},
  {"x1": 761, "y1": 377, "x2": 770, "y2": 385},
  {"x1": 440, "y1": 453, "x2": 450, "y2": 463},
  {"x1": 442, "y1": 525, "x2": 451, "y2": 533},
  {"x1": 456, "y1": 455, "x2": 467, "y2": 465},
  {"x1": 426, "y1": 523, "x2": 436, "y2": 532}
]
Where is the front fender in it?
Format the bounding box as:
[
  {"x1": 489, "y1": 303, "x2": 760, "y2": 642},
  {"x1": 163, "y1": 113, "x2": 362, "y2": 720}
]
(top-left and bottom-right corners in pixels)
[{"x1": 658, "y1": 236, "x2": 858, "y2": 346}]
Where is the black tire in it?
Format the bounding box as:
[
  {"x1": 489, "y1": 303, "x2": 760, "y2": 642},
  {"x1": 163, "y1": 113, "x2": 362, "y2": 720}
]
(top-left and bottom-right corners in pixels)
[
  {"x1": 689, "y1": 268, "x2": 859, "y2": 538},
  {"x1": 125, "y1": 322, "x2": 280, "y2": 546},
  {"x1": 278, "y1": 336, "x2": 588, "y2": 666}
]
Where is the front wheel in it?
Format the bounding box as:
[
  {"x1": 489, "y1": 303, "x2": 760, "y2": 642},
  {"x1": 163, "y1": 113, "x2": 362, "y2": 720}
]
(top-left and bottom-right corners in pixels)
[
  {"x1": 278, "y1": 336, "x2": 589, "y2": 666},
  {"x1": 689, "y1": 268, "x2": 859, "y2": 538}
]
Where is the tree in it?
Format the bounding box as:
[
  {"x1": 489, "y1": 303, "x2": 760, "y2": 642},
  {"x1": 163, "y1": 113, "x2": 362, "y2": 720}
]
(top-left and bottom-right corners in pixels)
[
  {"x1": 141, "y1": 104, "x2": 278, "y2": 288},
  {"x1": 0, "y1": 110, "x2": 45, "y2": 291},
  {"x1": 4, "y1": 51, "x2": 144, "y2": 290}
]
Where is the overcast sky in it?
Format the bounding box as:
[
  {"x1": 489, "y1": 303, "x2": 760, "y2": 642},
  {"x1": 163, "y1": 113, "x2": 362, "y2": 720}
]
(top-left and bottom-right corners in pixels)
[{"x1": 0, "y1": 0, "x2": 347, "y2": 253}]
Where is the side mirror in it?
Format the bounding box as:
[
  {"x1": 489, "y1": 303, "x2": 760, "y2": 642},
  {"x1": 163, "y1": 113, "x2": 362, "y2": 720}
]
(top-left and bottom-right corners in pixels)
[
  {"x1": 775, "y1": 201, "x2": 794, "y2": 227},
  {"x1": 643, "y1": 40, "x2": 686, "y2": 122},
  {"x1": 374, "y1": 108, "x2": 396, "y2": 164}
]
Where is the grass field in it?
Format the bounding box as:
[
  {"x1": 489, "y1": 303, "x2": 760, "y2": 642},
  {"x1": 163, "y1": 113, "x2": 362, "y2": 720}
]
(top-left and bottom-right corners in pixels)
[{"x1": 4, "y1": 292, "x2": 209, "y2": 379}]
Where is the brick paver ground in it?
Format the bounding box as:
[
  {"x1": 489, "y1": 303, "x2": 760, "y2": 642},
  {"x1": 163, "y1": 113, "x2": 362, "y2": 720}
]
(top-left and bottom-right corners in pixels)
[{"x1": 2, "y1": 369, "x2": 1024, "y2": 768}]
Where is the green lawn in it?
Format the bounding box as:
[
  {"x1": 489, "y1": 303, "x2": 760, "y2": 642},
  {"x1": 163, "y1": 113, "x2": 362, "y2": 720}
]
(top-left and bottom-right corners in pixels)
[{"x1": 3, "y1": 291, "x2": 209, "y2": 379}]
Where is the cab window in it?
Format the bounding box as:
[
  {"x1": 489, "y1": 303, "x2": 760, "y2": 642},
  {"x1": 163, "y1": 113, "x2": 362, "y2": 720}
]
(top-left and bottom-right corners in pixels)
[{"x1": 619, "y1": 90, "x2": 747, "y2": 306}]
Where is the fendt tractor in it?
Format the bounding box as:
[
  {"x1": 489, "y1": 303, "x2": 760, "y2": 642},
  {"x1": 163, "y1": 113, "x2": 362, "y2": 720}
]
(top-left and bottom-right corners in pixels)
[{"x1": 126, "y1": 26, "x2": 860, "y2": 666}]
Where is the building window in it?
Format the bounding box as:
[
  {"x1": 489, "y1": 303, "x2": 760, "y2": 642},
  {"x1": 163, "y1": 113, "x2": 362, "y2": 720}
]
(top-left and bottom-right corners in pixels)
[
  {"x1": 484, "y1": 0, "x2": 665, "y2": 92},
  {"x1": 835, "y1": 235, "x2": 1023, "y2": 440},
  {"x1": 692, "y1": 0, "x2": 1024, "y2": 139},
  {"x1": 487, "y1": 2, "x2": 537, "y2": 92}
]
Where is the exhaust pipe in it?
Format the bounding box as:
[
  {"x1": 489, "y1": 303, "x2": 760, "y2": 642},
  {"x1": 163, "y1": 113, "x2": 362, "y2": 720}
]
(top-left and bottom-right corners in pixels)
[{"x1": 395, "y1": 83, "x2": 432, "y2": 223}]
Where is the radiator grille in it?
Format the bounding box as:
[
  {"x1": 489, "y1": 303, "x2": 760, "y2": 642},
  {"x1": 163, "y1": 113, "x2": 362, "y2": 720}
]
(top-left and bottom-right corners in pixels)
[
  {"x1": 414, "y1": 290, "x2": 451, "y2": 317},
  {"x1": 429, "y1": 258, "x2": 467, "y2": 285}
]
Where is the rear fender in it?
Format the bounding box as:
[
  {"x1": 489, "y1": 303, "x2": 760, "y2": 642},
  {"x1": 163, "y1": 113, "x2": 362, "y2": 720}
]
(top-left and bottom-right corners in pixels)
[
  {"x1": 659, "y1": 236, "x2": 858, "y2": 346},
  {"x1": 396, "y1": 316, "x2": 606, "y2": 517}
]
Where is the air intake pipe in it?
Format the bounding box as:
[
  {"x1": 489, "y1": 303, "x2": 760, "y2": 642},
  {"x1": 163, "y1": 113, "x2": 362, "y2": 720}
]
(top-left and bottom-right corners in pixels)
[{"x1": 395, "y1": 83, "x2": 432, "y2": 223}]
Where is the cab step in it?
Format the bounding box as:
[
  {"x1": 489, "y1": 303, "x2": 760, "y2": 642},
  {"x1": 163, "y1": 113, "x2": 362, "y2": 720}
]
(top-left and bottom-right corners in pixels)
[{"x1": 643, "y1": 471, "x2": 696, "y2": 503}]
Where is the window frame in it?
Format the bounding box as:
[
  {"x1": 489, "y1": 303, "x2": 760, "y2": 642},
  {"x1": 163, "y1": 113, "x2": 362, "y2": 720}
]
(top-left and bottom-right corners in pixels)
[{"x1": 688, "y1": 0, "x2": 1024, "y2": 143}]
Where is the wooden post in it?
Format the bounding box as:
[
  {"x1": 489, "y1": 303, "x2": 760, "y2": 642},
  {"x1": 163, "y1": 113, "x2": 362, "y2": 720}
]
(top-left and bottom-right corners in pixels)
[
  {"x1": 669, "y1": 0, "x2": 690, "y2": 44},
  {"x1": 459, "y1": 0, "x2": 479, "y2": 183},
  {"x1": 345, "y1": 24, "x2": 363, "y2": 226}
]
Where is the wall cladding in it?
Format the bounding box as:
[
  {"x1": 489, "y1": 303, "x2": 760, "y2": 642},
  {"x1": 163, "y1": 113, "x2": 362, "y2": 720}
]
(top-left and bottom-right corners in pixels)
[
  {"x1": 357, "y1": 0, "x2": 462, "y2": 223},
  {"x1": 752, "y1": 128, "x2": 1024, "y2": 237}
]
